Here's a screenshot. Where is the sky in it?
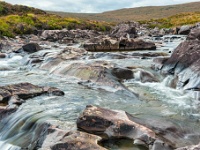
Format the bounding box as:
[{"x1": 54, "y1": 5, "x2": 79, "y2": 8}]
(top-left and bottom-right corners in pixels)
[{"x1": 3, "y1": 0, "x2": 200, "y2": 13}]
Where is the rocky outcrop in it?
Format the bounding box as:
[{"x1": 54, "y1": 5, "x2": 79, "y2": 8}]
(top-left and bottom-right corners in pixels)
[
  {"x1": 40, "y1": 29, "x2": 101, "y2": 43},
  {"x1": 161, "y1": 40, "x2": 200, "y2": 90},
  {"x1": 40, "y1": 127, "x2": 106, "y2": 150},
  {"x1": 77, "y1": 105, "x2": 179, "y2": 149},
  {"x1": 0, "y1": 82, "x2": 64, "y2": 105},
  {"x1": 83, "y1": 37, "x2": 156, "y2": 51},
  {"x1": 151, "y1": 27, "x2": 200, "y2": 89}
]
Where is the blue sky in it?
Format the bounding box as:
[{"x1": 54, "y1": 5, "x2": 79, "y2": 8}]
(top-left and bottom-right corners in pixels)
[{"x1": 4, "y1": 0, "x2": 200, "y2": 13}]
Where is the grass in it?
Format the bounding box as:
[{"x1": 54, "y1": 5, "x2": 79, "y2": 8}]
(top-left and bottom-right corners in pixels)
[
  {"x1": 139, "y1": 12, "x2": 200, "y2": 29},
  {"x1": 0, "y1": 13, "x2": 112, "y2": 37}
]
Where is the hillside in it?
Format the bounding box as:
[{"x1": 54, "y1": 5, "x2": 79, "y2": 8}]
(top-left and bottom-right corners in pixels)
[
  {"x1": 49, "y1": 1, "x2": 200, "y2": 22},
  {"x1": 0, "y1": 2, "x2": 112, "y2": 37}
]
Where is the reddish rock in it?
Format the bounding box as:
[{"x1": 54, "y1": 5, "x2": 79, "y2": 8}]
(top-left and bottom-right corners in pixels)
[{"x1": 40, "y1": 127, "x2": 106, "y2": 150}]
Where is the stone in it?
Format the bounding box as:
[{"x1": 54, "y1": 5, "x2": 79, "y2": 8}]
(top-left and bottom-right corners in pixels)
[
  {"x1": 40, "y1": 127, "x2": 106, "y2": 150},
  {"x1": 111, "y1": 68, "x2": 133, "y2": 80},
  {"x1": 0, "y1": 106, "x2": 17, "y2": 121},
  {"x1": 77, "y1": 105, "x2": 156, "y2": 147},
  {"x1": 83, "y1": 38, "x2": 156, "y2": 51},
  {"x1": 176, "y1": 143, "x2": 200, "y2": 150},
  {"x1": 0, "y1": 53, "x2": 7, "y2": 58},
  {"x1": 187, "y1": 27, "x2": 200, "y2": 40},
  {"x1": 110, "y1": 22, "x2": 138, "y2": 38},
  {"x1": 161, "y1": 40, "x2": 200, "y2": 90},
  {"x1": 22, "y1": 43, "x2": 41, "y2": 53},
  {"x1": 178, "y1": 25, "x2": 193, "y2": 35},
  {"x1": 0, "y1": 82, "x2": 64, "y2": 105}
]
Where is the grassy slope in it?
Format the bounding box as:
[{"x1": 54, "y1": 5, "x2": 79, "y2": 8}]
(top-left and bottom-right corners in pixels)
[
  {"x1": 0, "y1": 2, "x2": 112, "y2": 37},
  {"x1": 49, "y1": 2, "x2": 200, "y2": 22},
  {"x1": 139, "y1": 12, "x2": 200, "y2": 29}
]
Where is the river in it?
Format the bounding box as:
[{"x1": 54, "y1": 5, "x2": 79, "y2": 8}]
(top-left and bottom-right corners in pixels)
[{"x1": 0, "y1": 35, "x2": 200, "y2": 150}]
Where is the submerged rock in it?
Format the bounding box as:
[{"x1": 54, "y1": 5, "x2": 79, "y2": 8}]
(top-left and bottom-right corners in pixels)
[
  {"x1": 40, "y1": 127, "x2": 106, "y2": 150},
  {"x1": 0, "y1": 106, "x2": 17, "y2": 121}
]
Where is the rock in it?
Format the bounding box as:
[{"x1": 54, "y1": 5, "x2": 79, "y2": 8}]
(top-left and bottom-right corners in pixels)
[
  {"x1": 43, "y1": 87, "x2": 65, "y2": 96},
  {"x1": 40, "y1": 127, "x2": 106, "y2": 150},
  {"x1": 151, "y1": 140, "x2": 173, "y2": 150},
  {"x1": 40, "y1": 29, "x2": 101, "y2": 42},
  {"x1": 161, "y1": 40, "x2": 200, "y2": 89},
  {"x1": 176, "y1": 143, "x2": 200, "y2": 150},
  {"x1": 0, "y1": 82, "x2": 64, "y2": 105},
  {"x1": 187, "y1": 27, "x2": 200, "y2": 40},
  {"x1": 136, "y1": 70, "x2": 159, "y2": 83},
  {"x1": 22, "y1": 43, "x2": 41, "y2": 53},
  {"x1": 0, "y1": 106, "x2": 17, "y2": 121},
  {"x1": 83, "y1": 38, "x2": 156, "y2": 51},
  {"x1": 77, "y1": 105, "x2": 156, "y2": 147},
  {"x1": 111, "y1": 68, "x2": 133, "y2": 80},
  {"x1": 152, "y1": 57, "x2": 170, "y2": 70},
  {"x1": 178, "y1": 25, "x2": 193, "y2": 35},
  {"x1": 110, "y1": 22, "x2": 138, "y2": 38},
  {"x1": 0, "y1": 53, "x2": 7, "y2": 58}
]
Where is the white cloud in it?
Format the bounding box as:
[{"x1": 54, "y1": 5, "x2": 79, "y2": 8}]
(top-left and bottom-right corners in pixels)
[{"x1": 4, "y1": 0, "x2": 200, "y2": 13}]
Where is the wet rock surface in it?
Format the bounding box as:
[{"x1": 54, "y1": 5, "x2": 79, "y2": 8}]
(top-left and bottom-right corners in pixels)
[
  {"x1": 77, "y1": 105, "x2": 157, "y2": 148},
  {"x1": 161, "y1": 33, "x2": 200, "y2": 89},
  {"x1": 40, "y1": 127, "x2": 106, "y2": 150},
  {"x1": 0, "y1": 82, "x2": 64, "y2": 105}
]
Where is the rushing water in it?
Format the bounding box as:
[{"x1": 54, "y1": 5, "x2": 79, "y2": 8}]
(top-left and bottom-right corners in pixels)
[{"x1": 0, "y1": 35, "x2": 200, "y2": 150}]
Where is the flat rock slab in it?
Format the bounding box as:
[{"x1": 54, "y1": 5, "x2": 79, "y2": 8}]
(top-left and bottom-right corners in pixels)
[
  {"x1": 40, "y1": 127, "x2": 106, "y2": 150},
  {"x1": 0, "y1": 82, "x2": 64, "y2": 104}
]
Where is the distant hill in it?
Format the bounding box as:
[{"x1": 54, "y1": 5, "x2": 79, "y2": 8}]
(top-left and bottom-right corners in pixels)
[
  {"x1": 0, "y1": 1, "x2": 46, "y2": 16},
  {"x1": 48, "y1": 2, "x2": 200, "y2": 22}
]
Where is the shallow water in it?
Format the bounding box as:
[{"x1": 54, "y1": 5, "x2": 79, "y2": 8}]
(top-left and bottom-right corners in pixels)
[{"x1": 0, "y1": 35, "x2": 199, "y2": 150}]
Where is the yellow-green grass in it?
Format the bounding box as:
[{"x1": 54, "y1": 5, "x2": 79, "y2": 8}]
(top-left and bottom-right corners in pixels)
[{"x1": 0, "y1": 13, "x2": 112, "y2": 37}]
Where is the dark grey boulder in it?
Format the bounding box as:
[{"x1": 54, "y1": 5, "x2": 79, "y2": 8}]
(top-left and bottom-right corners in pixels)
[{"x1": 22, "y1": 43, "x2": 41, "y2": 53}]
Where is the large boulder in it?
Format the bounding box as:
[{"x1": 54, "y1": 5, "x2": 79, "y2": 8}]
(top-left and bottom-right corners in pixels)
[
  {"x1": 178, "y1": 25, "x2": 193, "y2": 35},
  {"x1": 110, "y1": 22, "x2": 138, "y2": 38},
  {"x1": 77, "y1": 105, "x2": 198, "y2": 149},
  {"x1": 77, "y1": 105, "x2": 156, "y2": 148},
  {"x1": 161, "y1": 40, "x2": 200, "y2": 90},
  {"x1": 22, "y1": 43, "x2": 41, "y2": 53},
  {"x1": 187, "y1": 27, "x2": 200, "y2": 40},
  {"x1": 40, "y1": 127, "x2": 106, "y2": 150}
]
